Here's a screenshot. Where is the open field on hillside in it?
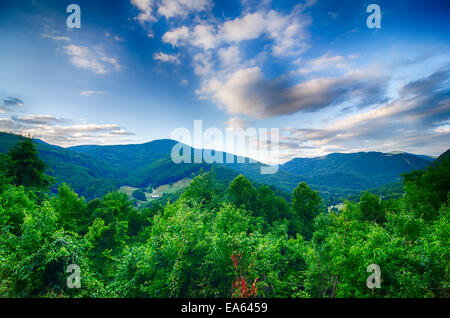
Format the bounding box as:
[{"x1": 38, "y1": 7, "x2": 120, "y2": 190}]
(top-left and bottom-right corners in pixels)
[{"x1": 120, "y1": 177, "x2": 193, "y2": 203}]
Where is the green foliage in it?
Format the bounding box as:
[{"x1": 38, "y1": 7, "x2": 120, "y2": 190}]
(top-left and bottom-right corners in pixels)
[
  {"x1": 402, "y1": 154, "x2": 450, "y2": 220},
  {"x1": 358, "y1": 192, "x2": 386, "y2": 224},
  {"x1": 132, "y1": 189, "x2": 147, "y2": 202},
  {"x1": 292, "y1": 182, "x2": 324, "y2": 240},
  {"x1": 6, "y1": 138, "x2": 53, "y2": 190},
  {"x1": 0, "y1": 198, "x2": 105, "y2": 297},
  {"x1": 0, "y1": 143, "x2": 448, "y2": 298},
  {"x1": 228, "y1": 174, "x2": 257, "y2": 210},
  {"x1": 53, "y1": 184, "x2": 90, "y2": 234}
]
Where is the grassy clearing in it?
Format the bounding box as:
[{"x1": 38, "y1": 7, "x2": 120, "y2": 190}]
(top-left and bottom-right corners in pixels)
[{"x1": 119, "y1": 177, "x2": 193, "y2": 203}]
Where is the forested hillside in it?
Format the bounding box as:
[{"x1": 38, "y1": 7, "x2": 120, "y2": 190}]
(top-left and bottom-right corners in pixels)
[
  {"x1": 280, "y1": 152, "x2": 431, "y2": 189},
  {"x1": 0, "y1": 132, "x2": 127, "y2": 199},
  {"x1": 0, "y1": 137, "x2": 448, "y2": 298},
  {"x1": 0, "y1": 133, "x2": 434, "y2": 203}
]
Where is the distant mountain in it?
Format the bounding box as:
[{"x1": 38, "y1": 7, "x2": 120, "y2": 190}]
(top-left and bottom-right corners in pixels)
[
  {"x1": 279, "y1": 151, "x2": 431, "y2": 190},
  {"x1": 388, "y1": 150, "x2": 435, "y2": 161},
  {"x1": 69, "y1": 140, "x2": 216, "y2": 189},
  {"x1": 0, "y1": 132, "x2": 441, "y2": 202},
  {"x1": 0, "y1": 132, "x2": 127, "y2": 199},
  {"x1": 65, "y1": 140, "x2": 440, "y2": 199},
  {"x1": 435, "y1": 149, "x2": 450, "y2": 163}
]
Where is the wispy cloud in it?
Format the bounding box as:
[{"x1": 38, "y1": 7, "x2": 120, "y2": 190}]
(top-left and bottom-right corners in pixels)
[
  {"x1": 160, "y1": 7, "x2": 311, "y2": 56},
  {"x1": 157, "y1": 0, "x2": 211, "y2": 18},
  {"x1": 198, "y1": 65, "x2": 387, "y2": 118},
  {"x1": 131, "y1": 0, "x2": 157, "y2": 24},
  {"x1": 11, "y1": 114, "x2": 66, "y2": 125},
  {"x1": 1, "y1": 97, "x2": 24, "y2": 113},
  {"x1": 131, "y1": 0, "x2": 211, "y2": 23},
  {"x1": 0, "y1": 114, "x2": 135, "y2": 146},
  {"x1": 225, "y1": 117, "x2": 253, "y2": 130},
  {"x1": 156, "y1": 4, "x2": 316, "y2": 123},
  {"x1": 105, "y1": 32, "x2": 125, "y2": 42},
  {"x1": 41, "y1": 33, "x2": 70, "y2": 42},
  {"x1": 63, "y1": 45, "x2": 122, "y2": 74},
  {"x1": 79, "y1": 90, "x2": 104, "y2": 97},
  {"x1": 279, "y1": 68, "x2": 450, "y2": 159},
  {"x1": 297, "y1": 52, "x2": 351, "y2": 74},
  {"x1": 153, "y1": 52, "x2": 180, "y2": 64}
]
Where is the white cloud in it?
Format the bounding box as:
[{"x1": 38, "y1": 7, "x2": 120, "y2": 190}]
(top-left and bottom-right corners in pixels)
[
  {"x1": 192, "y1": 52, "x2": 213, "y2": 75},
  {"x1": 41, "y1": 33, "x2": 70, "y2": 41},
  {"x1": 0, "y1": 114, "x2": 135, "y2": 147},
  {"x1": 198, "y1": 65, "x2": 387, "y2": 118},
  {"x1": 225, "y1": 116, "x2": 253, "y2": 130},
  {"x1": 279, "y1": 69, "x2": 450, "y2": 158},
  {"x1": 298, "y1": 52, "x2": 351, "y2": 74},
  {"x1": 79, "y1": 90, "x2": 104, "y2": 97},
  {"x1": 0, "y1": 117, "x2": 15, "y2": 129},
  {"x1": 100, "y1": 56, "x2": 122, "y2": 71},
  {"x1": 264, "y1": 9, "x2": 311, "y2": 56},
  {"x1": 162, "y1": 26, "x2": 190, "y2": 47},
  {"x1": 157, "y1": 0, "x2": 211, "y2": 18},
  {"x1": 12, "y1": 114, "x2": 65, "y2": 125},
  {"x1": 161, "y1": 9, "x2": 310, "y2": 55},
  {"x1": 106, "y1": 32, "x2": 125, "y2": 42},
  {"x1": 198, "y1": 67, "x2": 267, "y2": 116},
  {"x1": 162, "y1": 24, "x2": 216, "y2": 49},
  {"x1": 153, "y1": 52, "x2": 181, "y2": 64},
  {"x1": 157, "y1": 5, "x2": 317, "y2": 121},
  {"x1": 113, "y1": 35, "x2": 125, "y2": 42},
  {"x1": 218, "y1": 46, "x2": 241, "y2": 66},
  {"x1": 131, "y1": 0, "x2": 211, "y2": 32},
  {"x1": 131, "y1": 0, "x2": 157, "y2": 23},
  {"x1": 191, "y1": 24, "x2": 216, "y2": 49},
  {"x1": 220, "y1": 12, "x2": 266, "y2": 42},
  {"x1": 63, "y1": 45, "x2": 122, "y2": 74}
]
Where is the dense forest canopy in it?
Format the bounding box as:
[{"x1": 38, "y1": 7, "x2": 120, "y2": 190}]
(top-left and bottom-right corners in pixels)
[{"x1": 0, "y1": 137, "x2": 448, "y2": 297}]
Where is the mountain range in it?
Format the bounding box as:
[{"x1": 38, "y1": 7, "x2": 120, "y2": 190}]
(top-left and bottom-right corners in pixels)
[{"x1": 0, "y1": 132, "x2": 440, "y2": 202}]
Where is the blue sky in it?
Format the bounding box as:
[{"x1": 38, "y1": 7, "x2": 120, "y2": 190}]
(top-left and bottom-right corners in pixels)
[{"x1": 0, "y1": 0, "x2": 449, "y2": 162}]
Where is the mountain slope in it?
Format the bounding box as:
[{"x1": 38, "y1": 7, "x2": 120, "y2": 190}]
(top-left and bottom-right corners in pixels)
[
  {"x1": 0, "y1": 132, "x2": 128, "y2": 199},
  {"x1": 279, "y1": 151, "x2": 431, "y2": 190},
  {"x1": 0, "y1": 132, "x2": 439, "y2": 201}
]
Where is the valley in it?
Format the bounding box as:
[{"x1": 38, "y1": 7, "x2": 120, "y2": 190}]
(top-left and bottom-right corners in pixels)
[{"x1": 119, "y1": 177, "x2": 193, "y2": 204}]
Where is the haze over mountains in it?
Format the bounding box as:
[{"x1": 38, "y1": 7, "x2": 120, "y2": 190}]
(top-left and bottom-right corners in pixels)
[{"x1": 0, "y1": 132, "x2": 440, "y2": 202}]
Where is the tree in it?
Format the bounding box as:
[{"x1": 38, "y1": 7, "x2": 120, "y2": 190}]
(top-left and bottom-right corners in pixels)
[
  {"x1": 6, "y1": 137, "x2": 53, "y2": 190},
  {"x1": 292, "y1": 182, "x2": 323, "y2": 240},
  {"x1": 359, "y1": 191, "x2": 385, "y2": 224},
  {"x1": 182, "y1": 170, "x2": 221, "y2": 205},
  {"x1": 402, "y1": 153, "x2": 450, "y2": 221},
  {"x1": 132, "y1": 189, "x2": 147, "y2": 202},
  {"x1": 54, "y1": 183, "x2": 90, "y2": 234},
  {"x1": 228, "y1": 174, "x2": 256, "y2": 211}
]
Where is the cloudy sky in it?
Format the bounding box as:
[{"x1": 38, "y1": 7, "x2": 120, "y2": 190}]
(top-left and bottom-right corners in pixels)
[{"x1": 0, "y1": 0, "x2": 449, "y2": 163}]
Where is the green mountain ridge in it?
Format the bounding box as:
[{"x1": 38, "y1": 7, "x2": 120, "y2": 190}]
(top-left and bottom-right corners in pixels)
[{"x1": 0, "y1": 132, "x2": 442, "y2": 202}]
